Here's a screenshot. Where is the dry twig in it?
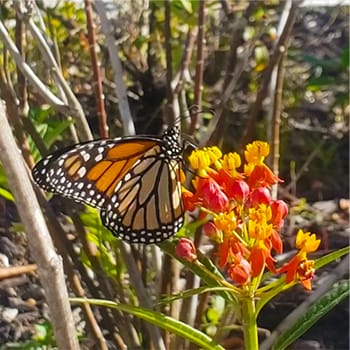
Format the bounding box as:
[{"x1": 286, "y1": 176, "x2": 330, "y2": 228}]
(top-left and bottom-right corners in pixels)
[{"x1": 0, "y1": 100, "x2": 79, "y2": 350}]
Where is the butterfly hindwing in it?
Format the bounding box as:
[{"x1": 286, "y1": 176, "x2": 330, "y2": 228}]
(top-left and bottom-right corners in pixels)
[{"x1": 101, "y1": 148, "x2": 184, "y2": 243}]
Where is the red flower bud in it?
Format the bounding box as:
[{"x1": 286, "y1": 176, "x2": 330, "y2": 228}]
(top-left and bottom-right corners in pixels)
[
  {"x1": 175, "y1": 238, "x2": 197, "y2": 262},
  {"x1": 271, "y1": 200, "x2": 288, "y2": 228},
  {"x1": 197, "y1": 178, "x2": 229, "y2": 212},
  {"x1": 202, "y1": 221, "x2": 220, "y2": 239},
  {"x1": 227, "y1": 255, "x2": 251, "y2": 285},
  {"x1": 250, "y1": 187, "x2": 271, "y2": 207},
  {"x1": 226, "y1": 180, "x2": 250, "y2": 202}
]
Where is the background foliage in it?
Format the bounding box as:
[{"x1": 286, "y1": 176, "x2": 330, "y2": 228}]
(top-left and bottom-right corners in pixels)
[{"x1": 0, "y1": 1, "x2": 348, "y2": 349}]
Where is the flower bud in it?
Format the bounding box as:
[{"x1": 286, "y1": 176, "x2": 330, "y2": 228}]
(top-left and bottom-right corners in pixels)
[
  {"x1": 226, "y1": 179, "x2": 250, "y2": 202},
  {"x1": 250, "y1": 187, "x2": 271, "y2": 207},
  {"x1": 198, "y1": 178, "x2": 229, "y2": 212},
  {"x1": 271, "y1": 200, "x2": 288, "y2": 228},
  {"x1": 202, "y1": 221, "x2": 220, "y2": 240},
  {"x1": 175, "y1": 238, "x2": 197, "y2": 262},
  {"x1": 227, "y1": 255, "x2": 251, "y2": 285}
]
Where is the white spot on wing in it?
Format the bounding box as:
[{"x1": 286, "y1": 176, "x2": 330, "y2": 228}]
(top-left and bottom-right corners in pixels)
[{"x1": 77, "y1": 167, "x2": 86, "y2": 177}]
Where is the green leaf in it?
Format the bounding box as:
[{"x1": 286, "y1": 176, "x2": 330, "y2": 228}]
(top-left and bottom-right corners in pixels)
[
  {"x1": 43, "y1": 118, "x2": 74, "y2": 148},
  {"x1": 172, "y1": 0, "x2": 193, "y2": 14},
  {"x1": 158, "y1": 286, "x2": 235, "y2": 305},
  {"x1": 315, "y1": 247, "x2": 350, "y2": 270},
  {"x1": 340, "y1": 47, "x2": 349, "y2": 70},
  {"x1": 0, "y1": 187, "x2": 14, "y2": 201},
  {"x1": 70, "y1": 298, "x2": 225, "y2": 350},
  {"x1": 272, "y1": 280, "x2": 350, "y2": 350}
]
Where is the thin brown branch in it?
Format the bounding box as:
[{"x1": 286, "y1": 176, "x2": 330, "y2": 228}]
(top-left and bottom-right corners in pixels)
[
  {"x1": 119, "y1": 243, "x2": 166, "y2": 350},
  {"x1": 68, "y1": 211, "x2": 140, "y2": 348},
  {"x1": 270, "y1": 49, "x2": 286, "y2": 199},
  {"x1": 14, "y1": 13, "x2": 33, "y2": 168},
  {"x1": 241, "y1": 0, "x2": 300, "y2": 147},
  {"x1": 173, "y1": 29, "x2": 196, "y2": 96},
  {"x1": 84, "y1": 0, "x2": 109, "y2": 138},
  {"x1": 201, "y1": 3, "x2": 257, "y2": 147},
  {"x1": 164, "y1": 0, "x2": 175, "y2": 124},
  {"x1": 189, "y1": 0, "x2": 205, "y2": 135},
  {"x1": 0, "y1": 264, "x2": 37, "y2": 280},
  {"x1": 0, "y1": 100, "x2": 79, "y2": 350}
]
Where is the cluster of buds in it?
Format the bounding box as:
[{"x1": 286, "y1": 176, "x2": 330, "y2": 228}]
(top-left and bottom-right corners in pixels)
[{"x1": 177, "y1": 141, "x2": 320, "y2": 290}]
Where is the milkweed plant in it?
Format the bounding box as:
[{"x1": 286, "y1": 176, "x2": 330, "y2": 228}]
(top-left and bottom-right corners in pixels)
[
  {"x1": 175, "y1": 141, "x2": 323, "y2": 349},
  {"x1": 72, "y1": 140, "x2": 348, "y2": 350}
]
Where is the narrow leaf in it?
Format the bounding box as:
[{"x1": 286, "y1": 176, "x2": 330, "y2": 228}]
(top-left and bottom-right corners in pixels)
[
  {"x1": 272, "y1": 280, "x2": 350, "y2": 350},
  {"x1": 70, "y1": 298, "x2": 225, "y2": 350}
]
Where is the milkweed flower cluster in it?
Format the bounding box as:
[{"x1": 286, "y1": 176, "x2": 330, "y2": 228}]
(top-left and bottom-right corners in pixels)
[{"x1": 178, "y1": 141, "x2": 320, "y2": 291}]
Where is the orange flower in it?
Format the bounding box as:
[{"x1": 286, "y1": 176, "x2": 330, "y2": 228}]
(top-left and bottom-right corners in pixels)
[
  {"x1": 227, "y1": 254, "x2": 251, "y2": 285},
  {"x1": 277, "y1": 230, "x2": 320, "y2": 290},
  {"x1": 183, "y1": 143, "x2": 321, "y2": 292},
  {"x1": 250, "y1": 241, "x2": 276, "y2": 277},
  {"x1": 247, "y1": 164, "x2": 283, "y2": 188},
  {"x1": 182, "y1": 188, "x2": 196, "y2": 212}
]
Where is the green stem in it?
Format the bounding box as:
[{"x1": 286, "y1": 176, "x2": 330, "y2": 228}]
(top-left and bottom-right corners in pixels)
[{"x1": 241, "y1": 296, "x2": 259, "y2": 350}]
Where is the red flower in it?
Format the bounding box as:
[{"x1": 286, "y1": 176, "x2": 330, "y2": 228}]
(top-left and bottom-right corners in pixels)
[
  {"x1": 227, "y1": 254, "x2": 251, "y2": 285},
  {"x1": 202, "y1": 221, "x2": 220, "y2": 240}
]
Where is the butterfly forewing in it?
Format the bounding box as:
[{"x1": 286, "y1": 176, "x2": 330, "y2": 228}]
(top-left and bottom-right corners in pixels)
[
  {"x1": 32, "y1": 138, "x2": 159, "y2": 209},
  {"x1": 32, "y1": 126, "x2": 185, "y2": 244}
]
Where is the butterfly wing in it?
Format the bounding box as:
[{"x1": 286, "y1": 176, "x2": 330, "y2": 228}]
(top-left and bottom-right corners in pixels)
[
  {"x1": 32, "y1": 138, "x2": 161, "y2": 209},
  {"x1": 32, "y1": 127, "x2": 185, "y2": 244}
]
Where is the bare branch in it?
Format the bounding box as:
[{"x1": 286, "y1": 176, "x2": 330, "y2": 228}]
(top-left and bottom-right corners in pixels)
[
  {"x1": 94, "y1": 1, "x2": 135, "y2": 136},
  {"x1": 0, "y1": 20, "x2": 69, "y2": 113},
  {"x1": 15, "y1": 1, "x2": 93, "y2": 142},
  {"x1": 84, "y1": 0, "x2": 109, "y2": 138},
  {"x1": 190, "y1": 0, "x2": 206, "y2": 135},
  {"x1": 0, "y1": 100, "x2": 79, "y2": 350}
]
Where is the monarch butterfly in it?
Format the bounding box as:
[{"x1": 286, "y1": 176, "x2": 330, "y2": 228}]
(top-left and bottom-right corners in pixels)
[{"x1": 32, "y1": 126, "x2": 184, "y2": 244}]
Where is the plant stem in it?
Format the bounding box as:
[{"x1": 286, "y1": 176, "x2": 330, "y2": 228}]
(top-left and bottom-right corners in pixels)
[{"x1": 241, "y1": 296, "x2": 259, "y2": 350}]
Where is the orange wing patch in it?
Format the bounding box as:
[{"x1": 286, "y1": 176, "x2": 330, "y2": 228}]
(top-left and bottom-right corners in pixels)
[
  {"x1": 106, "y1": 140, "x2": 157, "y2": 159},
  {"x1": 86, "y1": 140, "x2": 159, "y2": 197}
]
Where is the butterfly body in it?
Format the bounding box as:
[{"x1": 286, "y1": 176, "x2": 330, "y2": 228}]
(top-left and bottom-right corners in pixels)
[{"x1": 32, "y1": 127, "x2": 184, "y2": 244}]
